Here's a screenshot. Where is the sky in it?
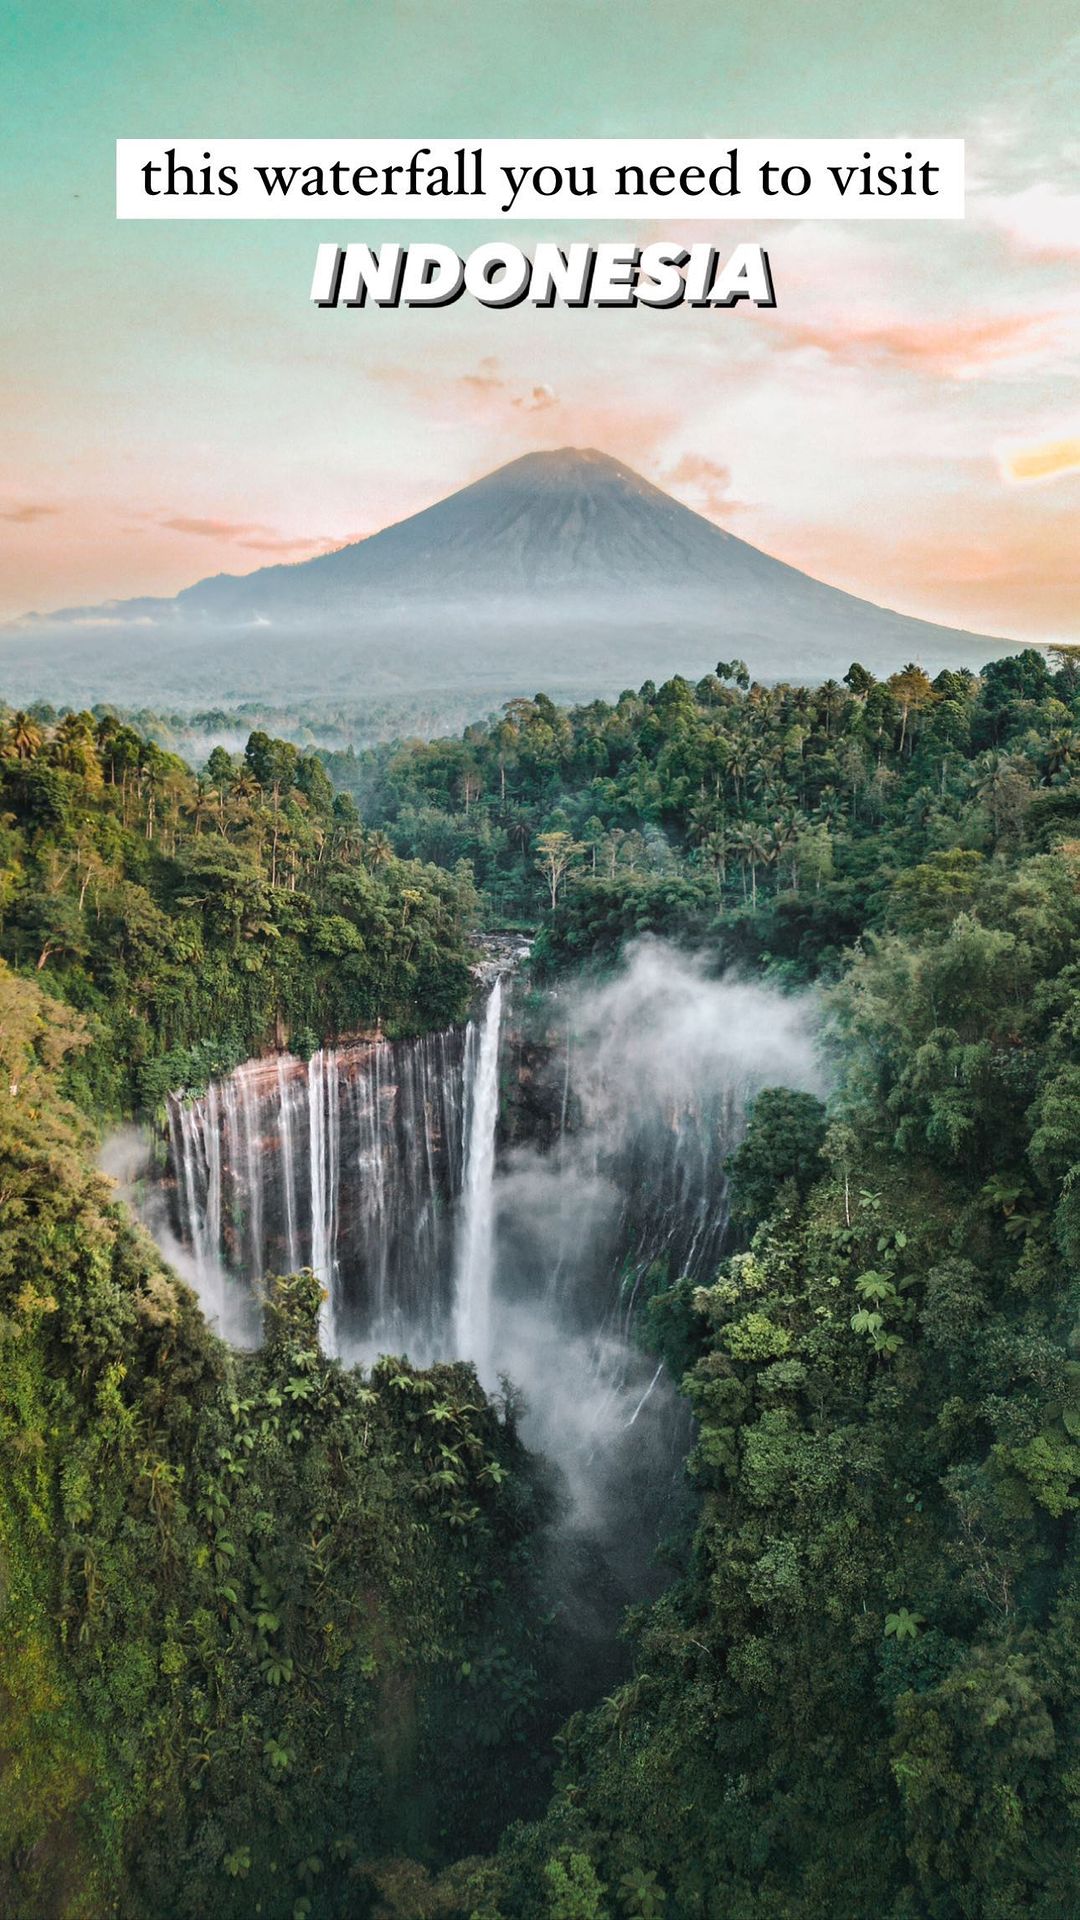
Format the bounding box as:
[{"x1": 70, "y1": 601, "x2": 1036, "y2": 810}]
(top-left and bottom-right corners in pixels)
[{"x1": 1, "y1": 0, "x2": 1078, "y2": 644}]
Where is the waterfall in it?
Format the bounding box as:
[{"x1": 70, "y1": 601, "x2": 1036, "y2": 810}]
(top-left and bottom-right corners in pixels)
[
  {"x1": 276, "y1": 1056, "x2": 301, "y2": 1275},
  {"x1": 166, "y1": 1090, "x2": 227, "y2": 1328},
  {"x1": 159, "y1": 944, "x2": 820, "y2": 1394},
  {"x1": 453, "y1": 976, "x2": 504, "y2": 1381},
  {"x1": 169, "y1": 1099, "x2": 207, "y2": 1275},
  {"x1": 308, "y1": 1048, "x2": 340, "y2": 1352},
  {"x1": 164, "y1": 1023, "x2": 472, "y2": 1354},
  {"x1": 150, "y1": 941, "x2": 823, "y2": 1664}
]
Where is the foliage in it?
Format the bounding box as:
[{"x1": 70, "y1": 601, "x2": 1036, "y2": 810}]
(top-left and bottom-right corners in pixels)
[
  {"x1": 0, "y1": 964, "x2": 553, "y2": 1917},
  {"x1": 8, "y1": 651, "x2": 1080, "y2": 1918},
  {"x1": 0, "y1": 707, "x2": 477, "y2": 1113},
  {"x1": 487, "y1": 761, "x2": 1080, "y2": 1918},
  {"x1": 338, "y1": 650, "x2": 1079, "y2": 982},
  {"x1": 725, "y1": 1087, "x2": 828, "y2": 1238}
]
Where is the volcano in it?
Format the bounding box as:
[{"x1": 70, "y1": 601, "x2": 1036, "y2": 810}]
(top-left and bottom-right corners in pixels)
[{"x1": 2, "y1": 448, "x2": 1015, "y2": 713}]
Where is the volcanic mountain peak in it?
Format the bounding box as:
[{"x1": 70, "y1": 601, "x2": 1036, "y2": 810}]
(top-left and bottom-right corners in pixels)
[
  {"x1": 2, "y1": 445, "x2": 1016, "y2": 712},
  {"x1": 153, "y1": 442, "x2": 737, "y2": 619},
  {"x1": 489, "y1": 445, "x2": 619, "y2": 472},
  {"x1": 441, "y1": 445, "x2": 706, "y2": 522},
  {"x1": 472, "y1": 446, "x2": 656, "y2": 489}
]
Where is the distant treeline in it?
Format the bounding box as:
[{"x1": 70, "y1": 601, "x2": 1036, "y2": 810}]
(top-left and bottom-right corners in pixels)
[
  {"x1": 333, "y1": 648, "x2": 1080, "y2": 973},
  {"x1": 15, "y1": 689, "x2": 578, "y2": 759}
]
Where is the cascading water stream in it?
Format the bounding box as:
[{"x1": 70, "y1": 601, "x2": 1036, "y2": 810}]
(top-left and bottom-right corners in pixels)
[
  {"x1": 452, "y1": 975, "x2": 504, "y2": 1383},
  {"x1": 155, "y1": 945, "x2": 821, "y2": 1426},
  {"x1": 139, "y1": 942, "x2": 824, "y2": 1696},
  {"x1": 276, "y1": 1056, "x2": 301, "y2": 1276},
  {"x1": 307, "y1": 1048, "x2": 340, "y2": 1352},
  {"x1": 163, "y1": 1023, "x2": 472, "y2": 1353}
]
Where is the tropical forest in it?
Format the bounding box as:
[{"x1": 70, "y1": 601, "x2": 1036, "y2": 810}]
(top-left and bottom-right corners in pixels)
[{"x1": 4, "y1": 646, "x2": 1080, "y2": 1920}]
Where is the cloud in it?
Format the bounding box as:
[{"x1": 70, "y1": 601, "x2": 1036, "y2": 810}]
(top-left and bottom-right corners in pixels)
[
  {"x1": 981, "y1": 183, "x2": 1080, "y2": 260},
  {"x1": 1, "y1": 502, "x2": 61, "y2": 524},
  {"x1": 236, "y1": 533, "x2": 343, "y2": 555},
  {"x1": 161, "y1": 515, "x2": 339, "y2": 556},
  {"x1": 774, "y1": 309, "x2": 1055, "y2": 379},
  {"x1": 512, "y1": 384, "x2": 557, "y2": 412},
  {"x1": 374, "y1": 358, "x2": 560, "y2": 417},
  {"x1": 163, "y1": 515, "x2": 263, "y2": 539},
  {"x1": 660, "y1": 452, "x2": 743, "y2": 520},
  {"x1": 460, "y1": 357, "x2": 506, "y2": 394},
  {"x1": 999, "y1": 436, "x2": 1080, "y2": 485}
]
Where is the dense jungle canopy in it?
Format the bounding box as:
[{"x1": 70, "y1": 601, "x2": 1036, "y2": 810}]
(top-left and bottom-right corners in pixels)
[{"x1": 4, "y1": 647, "x2": 1080, "y2": 1918}]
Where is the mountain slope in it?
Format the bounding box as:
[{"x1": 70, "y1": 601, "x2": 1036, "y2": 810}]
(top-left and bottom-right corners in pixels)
[
  {"x1": 1, "y1": 448, "x2": 1017, "y2": 712},
  {"x1": 174, "y1": 447, "x2": 779, "y2": 612}
]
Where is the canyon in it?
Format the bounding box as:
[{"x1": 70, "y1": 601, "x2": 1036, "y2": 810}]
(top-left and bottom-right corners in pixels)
[{"x1": 133, "y1": 941, "x2": 824, "y2": 1635}]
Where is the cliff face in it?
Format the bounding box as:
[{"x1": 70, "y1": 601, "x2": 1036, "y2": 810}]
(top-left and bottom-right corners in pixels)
[
  {"x1": 162, "y1": 953, "x2": 748, "y2": 1360},
  {"x1": 166, "y1": 1026, "x2": 470, "y2": 1352}
]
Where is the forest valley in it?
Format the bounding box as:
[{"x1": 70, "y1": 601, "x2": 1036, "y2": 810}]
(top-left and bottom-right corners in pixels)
[{"x1": 3, "y1": 646, "x2": 1080, "y2": 1918}]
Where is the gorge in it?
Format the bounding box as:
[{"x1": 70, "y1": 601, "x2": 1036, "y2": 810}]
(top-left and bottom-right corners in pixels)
[{"x1": 141, "y1": 940, "x2": 823, "y2": 1610}]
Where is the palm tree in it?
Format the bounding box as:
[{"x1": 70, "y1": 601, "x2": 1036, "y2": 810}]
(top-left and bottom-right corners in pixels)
[
  {"x1": 229, "y1": 767, "x2": 261, "y2": 805},
  {"x1": 331, "y1": 816, "x2": 364, "y2": 860},
  {"x1": 363, "y1": 830, "x2": 394, "y2": 872},
  {"x1": 975, "y1": 750, "x2": 1031, "y2": 840},
  {"x1": 766, "y1": 810, "x2": 807, "y2": 891},
  {"x1": 5, "y1": 711, "x2": 44, "y2": 761},
  {"x1": 817, "y1": 679, "x2": 846, "y2": 739},
  {"x1": 702, "y1": 829, "x2": 728, "y2": 892},
  {"x1": 1043, "y1": 729, "x2": 1080, "y2": 784},
  {"x1": 813, "y1": 787, "x2": 845, "y2": 832},
  {"x1": 725, "y1": 744, "x2": 750, "y2": 807},
  {"x1": 186, "y1": 777, "x2": 217, "y2": 837},
  {"x1": 687, "y1": 798, "x2": 721, "y2": 846},
  {"x1": 138, "y1": 742, "x2": 173, "y2": 842},
  {"x1": 51, "y1": 712, "x2": 99, "y2": 776},
  {"x1": 730, "y1": 822, "x2": 769, "y2": 907}
]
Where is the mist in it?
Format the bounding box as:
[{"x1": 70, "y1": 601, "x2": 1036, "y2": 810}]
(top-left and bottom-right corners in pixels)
[
  {"x1": 452, "y1": 940, "x2": 823, "y2": 1613},
  {"x1": 99, "y1": 1124, "x2": 261, "y2": 1349},
  {"x1": 119, "y1": 937, "x2": 823, "y2": 1661}
]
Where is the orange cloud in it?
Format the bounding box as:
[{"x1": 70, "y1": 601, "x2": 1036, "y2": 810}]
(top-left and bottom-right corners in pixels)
[
  {"x1": 460, "y1": 371, "x2": 505, "y2": 393},
  {"x1": 776, "y1": 309, "x2": 1054, "y2": 378},
  {"x1": 163, "y1": 515, "x2": 264, "y2": 539},
  {"x1": 661, "y1": 452, "x2": 743, "y2": 519},
  {"x1": 1000, "y1": 437, "x2": 1080, "y2": 485},
  {"x1": 460, "y1": 356, "x2": 506, "y2": 394},
  {"x1": 161, "y1": 515, "x2": 337, "y2": 555},
  {"x1": 512, "y1": 384, "x2": 557, "y2": 412},
  {"x1": 238, "y1": 533, "x2": 345, "y2": 555},
  {"x1": 1, "y1": 502, "x2": 61, "y2": 525},
  {"x1": 375, "y1": 360, "x2": 561, "y2": 419}
]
